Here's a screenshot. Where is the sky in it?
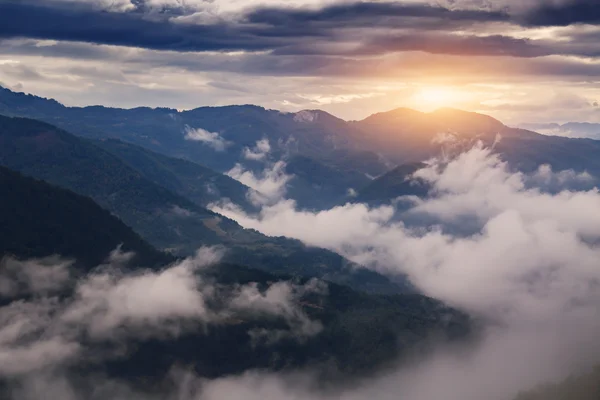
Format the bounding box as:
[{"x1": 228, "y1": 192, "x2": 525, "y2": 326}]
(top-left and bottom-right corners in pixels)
[{"x1": 2, "y1": 0, "x2": 600, "y2": 124}]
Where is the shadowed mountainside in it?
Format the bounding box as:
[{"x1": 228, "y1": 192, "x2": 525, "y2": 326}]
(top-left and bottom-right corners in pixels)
[
  {"x1": 0, "y1": 115, "x2": 407, "y2": 294},
  {"x1": 0, "y1": 165, "x2": 172, "y2": 268}
]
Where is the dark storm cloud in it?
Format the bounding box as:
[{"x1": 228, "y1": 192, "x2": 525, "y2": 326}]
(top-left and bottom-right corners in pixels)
[
  {"x1": 3, "y1": 0, "x2": 600, "y2": 69},
  {"x1": 0, "y1": 1, "x2": 291, "y2": 53},
  {"x1": 0, "y1": 0, "x2": 513, "y2": 56},
  {"x1": 246, "y1": 2, "x2": 509, "y2": 27},
  {"x1": 521, "y1": 0, "x2": 600, "y2": 27}
]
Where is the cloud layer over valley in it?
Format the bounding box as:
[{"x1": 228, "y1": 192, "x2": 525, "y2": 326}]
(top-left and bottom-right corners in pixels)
[
  {"x1": 0, "y1": 246, "x2": 326, "y2": 391},
  {"x1": 209, "y1": 143, "x2": 600, "y2": 400}
]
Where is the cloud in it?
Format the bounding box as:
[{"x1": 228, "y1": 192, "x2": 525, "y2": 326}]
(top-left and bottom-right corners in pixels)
[
  {"x1": 0, "y1": 256, "x2": 72, "y2": 298},
  {"x1": 226, "y1": 161, "x2": 292, "y2": 205},
  {"x1": 59, "y1": 249, "x2": 217, "y2": 339},
  {"x1": 210, "y1": 143, "x2": 600, "y2": 398},
  {"x1": 243, "y1": 138, "x2": 271, "y2": 161},
  {"x1": 520, "y1": 0, "x2": 600, "y2": 26},
  {"x1": 3, "y1": 144, "x2": 600, "y2": 400},
  {"x1": 246, "y1": 2, "x2": 509, "y2": 27},
  {"x1": 183, "y1": 125, "x2": 231, "y2": 151},
  {"x1": 215, "y1": 144, "x2": 600, "y2": 319},
  {"x1": 0, "y1": 0, "x2": 564, "y2": 60},
  {"x1": 46, "y1": 0, "x2": 137, "y2": 12},
  {"x1": 0, "y1": 300, "x2": 81, "y2": 376},
  {"x1": 230, "y1": 279, "x2": 326, "y2": 344},
  {"x1": 0, "y1": 248, "x2": 222, "y2": 376},
  {"x1": 0, "y1": 1, "x2": 279, "y2": 53},
  {"x1": 0, "y1": 246, "x2": 324, "y2": 379},
  {"x1": 528, "y1": 164, "x2": 595, "y2": 191}
]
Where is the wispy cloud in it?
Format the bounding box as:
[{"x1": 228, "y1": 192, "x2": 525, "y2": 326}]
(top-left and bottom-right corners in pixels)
[
  {"x1": 226, "y1": 160, "x2": 292, "y2": 205},
  {"x1": 243, "y1": 138, "x2": 272, "y2": 161},
  {"x1": 183, "y1": 125, "x2": 231, "y2": 151}
]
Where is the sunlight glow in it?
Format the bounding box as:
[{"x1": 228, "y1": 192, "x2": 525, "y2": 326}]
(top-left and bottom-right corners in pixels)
[{"x1": 411, "y1": 87, "x2": 465, "y2": 110}]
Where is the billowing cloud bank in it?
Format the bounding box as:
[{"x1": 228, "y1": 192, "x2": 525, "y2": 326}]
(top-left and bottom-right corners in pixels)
[
  {"x1": 4, "y1": 143, "x2": 600, "y2": 400},
  {"x1": 209, "y1": 143, "x2": 600, "y2": 400}
]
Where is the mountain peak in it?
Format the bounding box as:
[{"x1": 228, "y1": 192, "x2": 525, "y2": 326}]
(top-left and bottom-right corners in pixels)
[
  {"x1": 358, "y1": 107, "x2": 425, "y2": 124},
  {"x1": 358, "y1": 107, "x2": 505, "y2": 132},
  {"x1": 428, "y1": 108, "x2": 505, "y2": 131},
  {"x1": 293, "y1": 109, "x2": 342, "y2": 123}
]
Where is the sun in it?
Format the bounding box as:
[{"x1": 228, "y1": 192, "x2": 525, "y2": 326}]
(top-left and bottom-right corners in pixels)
[{"x1": 411, "y1": 86, "x2": 464, "y2": 111}]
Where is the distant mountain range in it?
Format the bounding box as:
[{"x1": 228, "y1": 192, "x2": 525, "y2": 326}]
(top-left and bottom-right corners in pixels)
[
  {"x1": 4, "y1": 85, "x2": 600, "y2": 291},
  {"x1": 4, "y1": 86, "x2": 600, "y2": 189},
  {"x1": 0, "y1": 87, "x2": 389, "y2": 210},
  {"x1": 520, "y1": 122, "x2": 600, "y2": 139}
]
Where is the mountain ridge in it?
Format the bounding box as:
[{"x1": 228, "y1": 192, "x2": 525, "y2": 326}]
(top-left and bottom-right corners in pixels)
[
  {"x1": 5, "y1": 85, "x2": 600, "y2": 206},
  {"x1": 0, "y1": 85, "x2": 513, "y2": 126},
  {"x1": 0, "y1": 114, "x2": 407, "y2": 294},
  {"x1": 0, "y1": 164, "x2": 173, "y2": 268}
]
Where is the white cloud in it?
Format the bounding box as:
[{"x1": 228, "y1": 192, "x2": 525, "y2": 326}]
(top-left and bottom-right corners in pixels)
[
  {"x1": 0, "y1": 247, "x2": 324, "y2": 378},
  {"x1": 51, "y1": 0, "x2": 136, "y2": 12},
  {"x1": 0, "y1": 256, "x2": 72, "y2": 297},
  {"x1": 230, "y1": 279, "x2": 326, "y2": 344},
  {"x1": 243, "y1": 138, "x2": 271, "y2": 161},
  {"x1": 528, "y1": 164, "x2": 595, "y2": 191},
  {"x1": 215, "y1": 145, "x2": 600, "y2": 318},
  {"x1": 0, "y1": 248, "x2": 223, "y2": 376},
  {"x1": 183, "y1": 125, "x2": 231, "y2": 151},
  {"x1": 226, "y1": 161, "x2": 292, "y2": 205},
  {"x1": 60, "y1": 249, "x2": 217, "y2": 339},
  {"x1": 47, "y1": 0, "x2": 338, "y2": 15},
  {"x1": 3, "y1": 141, "x2": 600, "y2": 397},
  {"x1": 210, "y1": 143, "x2": 600, "y2": 399}
]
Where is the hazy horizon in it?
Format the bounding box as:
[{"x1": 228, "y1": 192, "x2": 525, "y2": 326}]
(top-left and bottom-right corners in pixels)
[
  {"x1": 3, "y1": 1, "x2": 600, "y2": 125},
  {"x1": 6, "y1": 84, "x2": 600, "y2": 130}
]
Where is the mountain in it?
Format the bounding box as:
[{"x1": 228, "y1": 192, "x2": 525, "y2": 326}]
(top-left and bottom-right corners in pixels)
[
  {"x1": 520, "y1": 122, "x2": 600, "y2": 139},
  {"x1": 353, "y1": 107, "x2": 600, "y2": 180},
  {"x1": 0, "y1": 87, "x2": 387, "y2": 209},
  {"x1": 0, "y1": 87, "x2": 386, "y2": 174},
  {"x1": 93, "y1": 138, "x2": 258, "y2": 212},
  {"x1": 0, "y1": 127, "x2": 469, "y2": 384},
  {"x1": 0, "y1": 152, "x2": 473, "y2": 386},
  {"x1": 0, "y1": 165, "x2": 172, "y2": 268},
  {"x1": 354, "y1": 162, "x2": 429, "y2": 206},
  {"x1": 352, "y1": 107, "x2": 525, "y2": 163},
  {"x1": 285, "y1": 155, "x2": 373, "y2": 209},
  {"x1": 0, "y1": 115, "x2": 231, "y2": 253},
  {"x1": 0, "y1": 115, "x2": 406, "y2": 294},
  {"x1": 5, "y1": 87, "x2": 600, "y2": 209}
]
